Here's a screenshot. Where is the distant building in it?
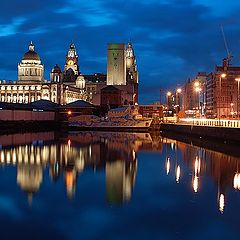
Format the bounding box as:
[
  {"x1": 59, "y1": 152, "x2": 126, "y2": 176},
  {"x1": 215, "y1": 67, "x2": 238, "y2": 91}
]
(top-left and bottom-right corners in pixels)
[
  {"x1": 182, "y1": 72, "x2": 207, "y2": 117},
  {"x1": 0, "y1": 41, "x2": 139, "y2": 107},
  {"x1": 138, "y1": 103, "x2": 163, "y2": 118},
  {"x1": 100, "y1": 85, "x2": 122, "y2": 109}
]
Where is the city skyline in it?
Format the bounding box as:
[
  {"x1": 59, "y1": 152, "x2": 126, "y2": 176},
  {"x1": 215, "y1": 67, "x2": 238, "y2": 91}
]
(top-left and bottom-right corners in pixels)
[{"x1": 1, "y1": 1, "x2": 240, "y2": 103}]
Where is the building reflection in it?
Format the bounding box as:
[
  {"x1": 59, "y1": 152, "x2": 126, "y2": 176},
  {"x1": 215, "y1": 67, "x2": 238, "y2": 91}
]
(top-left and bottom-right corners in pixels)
[
  {"x1": 164, "y1": 137, "x2": 240, "y2": 214},
  {"x1": 0, "y1": 131, "x2": 162, "y2": 204},
  {"x1": 2, "y1": 131, "x2": 239, "y2": 211}
]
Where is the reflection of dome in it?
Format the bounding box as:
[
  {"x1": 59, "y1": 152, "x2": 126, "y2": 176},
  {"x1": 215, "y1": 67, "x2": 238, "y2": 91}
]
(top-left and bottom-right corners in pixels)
[
  {"x1": 17, "y1": 164, "x2": 43, "y2": 203},
  {"x1": 22, "y1": 42, "x2": 40, "y2": 61}
]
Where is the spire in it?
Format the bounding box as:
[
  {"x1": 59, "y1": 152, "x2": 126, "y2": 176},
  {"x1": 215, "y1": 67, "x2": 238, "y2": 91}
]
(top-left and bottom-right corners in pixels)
[
  {"x1": 70, "y1": 40, "x2": 75, "y2": 49},
  {"x1": 29, "y1": 41, "x2": 34, "y2": 51}
]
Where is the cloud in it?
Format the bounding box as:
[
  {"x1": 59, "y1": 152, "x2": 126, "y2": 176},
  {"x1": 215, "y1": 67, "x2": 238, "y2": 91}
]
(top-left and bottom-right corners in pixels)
[
  {"x1": 0, "y1": 17, "x2": 26, "y2": 37},
  {"x1": 1, "y1": 0, "x2": 240, "y2": 102}
]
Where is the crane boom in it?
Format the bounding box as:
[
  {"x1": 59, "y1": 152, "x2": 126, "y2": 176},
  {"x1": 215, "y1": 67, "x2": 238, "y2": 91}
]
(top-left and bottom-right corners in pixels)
[{"x1": 221, "y1": 25, "x2": 232, "y2": 65}]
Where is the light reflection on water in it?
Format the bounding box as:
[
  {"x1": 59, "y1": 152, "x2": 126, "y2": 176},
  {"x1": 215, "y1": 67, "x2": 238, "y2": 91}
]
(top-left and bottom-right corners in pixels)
[{"x1": 0, "y1": 131, "x2": 240, "y2": 239}]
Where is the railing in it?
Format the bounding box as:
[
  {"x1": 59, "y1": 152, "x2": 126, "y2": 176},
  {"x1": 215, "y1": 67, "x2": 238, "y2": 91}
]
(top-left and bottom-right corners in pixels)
[{"x1": 178, "y1": 118, "x2": 240, "y2": 128}]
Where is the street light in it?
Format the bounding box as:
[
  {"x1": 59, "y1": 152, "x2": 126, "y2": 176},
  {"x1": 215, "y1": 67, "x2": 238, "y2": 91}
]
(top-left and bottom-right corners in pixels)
[
  {"x1": 194, "y1": 82, "x2": 202, "y2": 117},
  {"x1": 219, "y1": 73, "x2": 227, "y2": 121},
  {"x1": 235, "y1": 78, "x2": 240, "y2": 119},
  {"x1": 176, "y1": 88, "x2": 182, "y2": 113}
]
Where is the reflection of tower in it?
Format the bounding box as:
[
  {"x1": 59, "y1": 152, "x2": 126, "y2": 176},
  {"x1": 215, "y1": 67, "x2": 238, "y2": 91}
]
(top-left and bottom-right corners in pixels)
[
  {"x1": 105, "y1": 160, "x2": 137, "y2": 205},
  {"x1": 17, "y1": 164, "x2": 43, "y2": 204},
  {"x1": 64, "y1": 41, "x2": 79, "y2": 82},
  {"x1": 49, "y1": 160, "x2": 61, "y2": 182},
  {"x1": 64, "y1": 168, "x2": 76, "y2": 199}
]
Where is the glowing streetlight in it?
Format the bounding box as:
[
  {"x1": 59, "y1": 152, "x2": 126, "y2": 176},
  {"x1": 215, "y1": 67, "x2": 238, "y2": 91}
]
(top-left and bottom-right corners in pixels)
[
  {"x1": 167, "y1": 91, "x2": 172, "y2": 96},
  {"x1": 194, "y1": 82, "x2": 202, "y2": 116},
  {"x1": 235, "y1": 78, "x2": 240, "y2": 119},
  {"x1": 194, "y1": 81, "x2": 200, "y2": 87},
  {"x1": 219, "y1": 73, "x2": 227, "y2": 121},
  {"x1": 177, "y1": 88, "x2": 182, "y2": 94}
]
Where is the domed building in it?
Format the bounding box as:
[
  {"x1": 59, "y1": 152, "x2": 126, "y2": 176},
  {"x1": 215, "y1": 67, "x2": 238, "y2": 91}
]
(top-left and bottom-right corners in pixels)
[
  {"x1": 18, "y1": 41, "x2": 44, "y2": 83},
  {"x1": 0, "y1": 40, "x2": 139, "y2": 106}
]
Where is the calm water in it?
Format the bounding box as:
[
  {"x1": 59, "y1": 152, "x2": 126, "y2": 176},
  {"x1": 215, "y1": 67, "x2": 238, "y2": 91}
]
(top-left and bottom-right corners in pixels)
[{"x1": 0, "y1": 131, "x2": 240, "y2": 239}]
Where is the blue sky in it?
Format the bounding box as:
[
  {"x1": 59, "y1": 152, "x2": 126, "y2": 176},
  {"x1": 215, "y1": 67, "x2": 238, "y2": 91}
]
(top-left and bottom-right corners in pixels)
[{"x1": 1, "y1": 0, "x2": 240, "y2": 103}]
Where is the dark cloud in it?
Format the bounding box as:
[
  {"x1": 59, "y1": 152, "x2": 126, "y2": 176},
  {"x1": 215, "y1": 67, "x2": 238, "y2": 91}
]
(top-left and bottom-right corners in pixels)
[{"x1": 1, "y1": 0, "x2": 240, "y2": 103}]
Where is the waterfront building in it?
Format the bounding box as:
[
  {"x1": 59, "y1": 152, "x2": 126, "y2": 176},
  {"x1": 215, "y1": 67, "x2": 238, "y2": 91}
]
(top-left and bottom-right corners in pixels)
[
  {"x1": 0, "y1": 41, "x2": 138, "y2": 107},
  {"x1": 107, "y1": 43, "x2": 126, "y2": 86},
  {"x1": 0, "y1": 42, "x2": 86, "y2": 105},
  {"x1": 182, "y1": 72, "x2": 207, "y2": 117},
  {"x1": 92, "y1": 42, "x2": 139, "y2": 106},
  {"x1": 206, "y1": 59, "x2": 240, "y2": 118},
  {"x1": 138, "y1": 102, "x2": 163, "y2": 118}
]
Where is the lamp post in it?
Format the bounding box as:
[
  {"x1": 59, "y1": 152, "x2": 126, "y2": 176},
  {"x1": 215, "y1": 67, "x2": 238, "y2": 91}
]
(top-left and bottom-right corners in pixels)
[
  {"x1": 219, "y1": 73, "x2": 226, "y2": 122},
  {"x1": 167, "y1": 91, "x2": 172, "y2": 110},
  {"x1": 235, "y1": 78, "x2": 240, "y2": 119},
  {"x1": 194, "y1": 82, "x2": 202, "y2": 117},
  {"x1": 176, "y1": 88, "x2": 182, "y2": 113}
]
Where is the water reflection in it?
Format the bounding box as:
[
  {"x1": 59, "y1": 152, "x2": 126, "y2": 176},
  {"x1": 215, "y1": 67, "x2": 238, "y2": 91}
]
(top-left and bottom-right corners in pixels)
[
  {"x1": 0, "y1": 132, "x2": 161, "y2": 205},
  {"x1": 164, "y1": 139, "x2": 240, "y2": 214},
  {"x1": 0, "y1": 131, "x2": 240, "y2": 213}
]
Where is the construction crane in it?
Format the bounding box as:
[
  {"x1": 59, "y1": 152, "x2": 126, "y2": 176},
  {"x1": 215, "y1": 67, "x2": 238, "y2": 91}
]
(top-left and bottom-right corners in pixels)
[{"x1": 221, "y1": 25, "x2": 233, "y2": 66}]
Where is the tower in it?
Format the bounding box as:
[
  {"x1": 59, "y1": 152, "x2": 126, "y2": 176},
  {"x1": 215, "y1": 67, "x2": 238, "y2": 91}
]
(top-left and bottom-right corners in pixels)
[
  {"x1": 107, "y1": 43, "x2": 126, "y2": 85},
  {"x1": 18, "y1": 41, "x2": 44, "y2": 83},
  {"x1": 50, "y1": 64, "x2": 64, "y2": 104},
  {"x1": 64, "y1": 41, "x2": 79, "y2": 82},
  {"x1": 50, "y1": 64, "x2": 62, "y2": 83},
  {"x1": 125, "y1": 41, "x2": 139, "y2": 104},
  {"x1": 126, "y1": 41, "x2": 138, "y2": 84}
]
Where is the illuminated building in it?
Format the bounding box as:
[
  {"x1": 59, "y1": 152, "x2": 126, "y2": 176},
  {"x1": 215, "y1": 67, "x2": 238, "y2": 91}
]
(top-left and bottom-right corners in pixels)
[
  {"x1": 93, "y1": 41, "x2": 139, "y2": 106},
  {"x1": 0, "y1": 40, "x2": 138, "y2": 106},
  {"x1": 107, "y1": 43, "x2": 126, "y2": 85},
  {"x1": 182, "y1": 72, "x2": 206, "y2": 117},
  {"x1": 0, "y1": 42, "x2": 86, "y2": 104},
  {"x1": 206, "y1": 59, "x2": 240, "y2": 118}
]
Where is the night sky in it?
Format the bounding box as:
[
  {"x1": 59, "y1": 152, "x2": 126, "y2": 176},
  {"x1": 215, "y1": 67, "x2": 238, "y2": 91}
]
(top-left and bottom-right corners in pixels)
[{"x1": 1, "y1": 0, "x2": 240, "y2": 103}]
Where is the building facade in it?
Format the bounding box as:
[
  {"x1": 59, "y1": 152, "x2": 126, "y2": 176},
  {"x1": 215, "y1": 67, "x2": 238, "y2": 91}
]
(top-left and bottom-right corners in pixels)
[
  {"x1": 206, "y1": 59, "x2": 240, "y2": 118},
  {"x1": 0, "y1": 41, "x2": 138, "y2": 107},
  {"x1": 182, "y1": 72, "x2": 207, "y2": 117}
]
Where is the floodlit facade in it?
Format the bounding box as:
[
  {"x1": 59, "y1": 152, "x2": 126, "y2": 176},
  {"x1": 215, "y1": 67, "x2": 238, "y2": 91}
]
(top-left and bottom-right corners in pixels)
[{"x1": 0, "y1": 41, "x2": 138, "y2": 106}]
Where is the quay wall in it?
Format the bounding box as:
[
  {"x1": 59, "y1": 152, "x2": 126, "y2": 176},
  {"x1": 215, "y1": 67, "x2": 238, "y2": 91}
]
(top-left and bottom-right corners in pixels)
[
  {"x1": 160, "y1": 123, "x2": 240, "y2": 142},
  {"x1": 0, "y1": 110, "x2": 55, "y2": 121}
]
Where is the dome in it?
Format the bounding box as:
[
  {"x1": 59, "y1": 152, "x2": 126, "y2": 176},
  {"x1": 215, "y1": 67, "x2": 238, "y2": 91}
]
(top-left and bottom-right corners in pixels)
[
  {"x1": 22, "y1": 41, "x2": 40, "y2": 61},
  {"x1": 23, "y1": 51, "x2": 40, "y2": 61}
]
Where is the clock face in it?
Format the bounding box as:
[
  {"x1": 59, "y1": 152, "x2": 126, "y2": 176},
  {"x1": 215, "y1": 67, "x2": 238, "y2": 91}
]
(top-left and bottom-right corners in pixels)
[
  {"x1": 69, "y1": 51, "x2": 74, "y2": 57},
  {"x1": 68, "y1": 60, "x2": 74, "y2": 65}
]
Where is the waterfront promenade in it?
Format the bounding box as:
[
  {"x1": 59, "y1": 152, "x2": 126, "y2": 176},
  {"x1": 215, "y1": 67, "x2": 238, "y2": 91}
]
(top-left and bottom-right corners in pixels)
[{"x1": 161, "y1": 118, "x2": 240, "y2": 142}]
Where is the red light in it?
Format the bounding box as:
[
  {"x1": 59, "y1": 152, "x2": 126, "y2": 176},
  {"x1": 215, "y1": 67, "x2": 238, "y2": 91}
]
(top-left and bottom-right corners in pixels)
[{"x1": 67, "y1": 110, "x2": 72, "y2": 115}]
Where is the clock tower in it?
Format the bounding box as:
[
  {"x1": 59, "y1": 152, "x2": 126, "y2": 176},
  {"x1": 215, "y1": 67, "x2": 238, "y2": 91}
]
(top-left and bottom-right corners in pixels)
[{"x1": 64, "y1": 41, "x2": 79, "y2": 82}]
